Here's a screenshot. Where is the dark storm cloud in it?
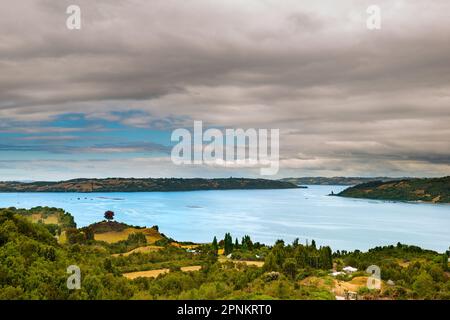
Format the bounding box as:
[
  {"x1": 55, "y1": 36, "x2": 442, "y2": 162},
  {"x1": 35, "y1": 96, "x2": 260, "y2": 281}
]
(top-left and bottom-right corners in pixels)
[{"x1": 0, "y1": 0, "x2": 449, "y2": 177}]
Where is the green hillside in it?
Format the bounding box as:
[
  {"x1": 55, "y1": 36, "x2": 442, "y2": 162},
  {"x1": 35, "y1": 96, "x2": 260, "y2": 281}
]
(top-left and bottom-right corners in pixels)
[
  {"x1": 337, "y1": 176, "x2": 450, "y2": 203},
  {"x1": 280, "y1": 177, "x2": 402, "y2": 185},
  {"x1": 0, "y1": 178, "x2": 298, "y2": 193},
  {"x1": 1, "y1": 207, "x2": 449, "y2": 300}
]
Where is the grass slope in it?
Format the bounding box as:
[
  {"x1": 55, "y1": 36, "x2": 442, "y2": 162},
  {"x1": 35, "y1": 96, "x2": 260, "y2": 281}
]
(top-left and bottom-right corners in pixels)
[{"x1": 337, "y1": 176, "x2": 450, "y2": 203}]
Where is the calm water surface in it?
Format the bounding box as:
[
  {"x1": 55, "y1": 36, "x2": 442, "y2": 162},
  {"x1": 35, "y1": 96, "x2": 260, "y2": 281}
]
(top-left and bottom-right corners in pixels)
[{"x1": 0, "y1": 185, "x2": 448, "y2": 251}]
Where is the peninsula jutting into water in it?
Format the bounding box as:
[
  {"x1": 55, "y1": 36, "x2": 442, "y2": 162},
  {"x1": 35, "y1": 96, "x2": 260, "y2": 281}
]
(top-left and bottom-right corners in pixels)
[{"x1": 337, "y1": 176, "x2": 450, "y2": 204}]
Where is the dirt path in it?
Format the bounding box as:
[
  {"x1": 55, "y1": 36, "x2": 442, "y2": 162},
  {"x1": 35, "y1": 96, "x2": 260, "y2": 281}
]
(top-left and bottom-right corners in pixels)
[{"x1": 333, "y1": 276, "x2": 368, "y2": 296}]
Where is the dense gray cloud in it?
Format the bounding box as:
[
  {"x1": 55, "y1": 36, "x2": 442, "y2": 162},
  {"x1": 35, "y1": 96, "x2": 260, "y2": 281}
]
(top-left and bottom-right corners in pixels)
[{"x1": 0, "y1": 0, "x2": 449, "y2": 178}]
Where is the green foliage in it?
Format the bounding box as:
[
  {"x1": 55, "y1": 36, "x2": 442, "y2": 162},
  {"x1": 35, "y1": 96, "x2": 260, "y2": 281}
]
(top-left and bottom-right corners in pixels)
[
  {"x1": 65, "y1": 228, "x2": 94, "y2": 245},
  {"x1": 126, "y1": 232, "x2": 147, "y2": 245},
  {"x1": 282, "y1": 258, "x2": 297, "y2": 279},
  {"x1": 241, "y1": 235, "x2": 253, "y2": 250},
  {"x1": 1, "y1": 208, "x2": 448, "y2": 300},
  {"x1": 413, "y1": 272, "x2": 436, "y2": 299},
  {"x1": 211, "y1": 236, "x2": 218, "y2": 253},
  {"x1": 262, "y1": 240, "x2": 332, "y2": 278},
  {"x1": 223, "y1": 233, "x2": 233, "y2": 255},
  {"x1": 442, "y1": 253, "x2": 449, "y2": 272},
  {"x1": 338, "y1": 243, "x2": 450, "y2": 299},
  {"x1": 338, "y1": 176, "x2": 450, "y2": 203}
]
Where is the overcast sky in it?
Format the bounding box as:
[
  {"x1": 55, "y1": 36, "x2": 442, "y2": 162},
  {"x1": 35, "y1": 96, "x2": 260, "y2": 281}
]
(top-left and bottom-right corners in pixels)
[{"x1": 0, "y1": 0, "x2": 449, "y2": 180}]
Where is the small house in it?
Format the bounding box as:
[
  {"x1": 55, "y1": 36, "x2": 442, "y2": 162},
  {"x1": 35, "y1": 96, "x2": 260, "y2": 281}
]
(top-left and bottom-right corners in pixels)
[{"x1": 343, "y1": 266, "x2": 358, "y2": 273}]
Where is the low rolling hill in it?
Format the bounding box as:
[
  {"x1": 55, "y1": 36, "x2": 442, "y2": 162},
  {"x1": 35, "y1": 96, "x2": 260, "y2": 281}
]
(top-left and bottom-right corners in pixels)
[
  {"x1": 0, "y1": 177, "x2": 298, "y2": 192},
  {"x1": 337, "y1": 176, "x2": 450, "y2": 203},
  {"x1": 85, "y1": 220, "x2": 164, "y2": 244}
]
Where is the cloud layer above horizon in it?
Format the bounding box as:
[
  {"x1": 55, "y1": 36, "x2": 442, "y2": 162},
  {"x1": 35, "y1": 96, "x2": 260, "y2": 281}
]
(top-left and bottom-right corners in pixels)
[{"x1": 0, "y1": 0, "x2": 449, "y2": 180}]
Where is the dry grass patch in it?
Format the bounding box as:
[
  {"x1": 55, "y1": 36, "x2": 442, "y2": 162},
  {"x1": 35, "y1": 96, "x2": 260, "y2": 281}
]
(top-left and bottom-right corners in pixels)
[
  {"x1": 301, "y1": 276, "x2": 333, "y2": 290},
  {"x1": 180, "y1": 266, "x2": 202, "y2": 272},
  {"x1": 432, "y1": 195, "x2": 441, "y2": 203},
  {"x1": 170, "y1": 242, "x2": 199, "y2": 249},
  {"x1": 28, "y1": 213, "x2": 59, "y2": 224},
  {"x1": 123, "y1": 265, "x2": 202, "y2": 280},
  {"x1": 218, "y1": 256, "x2": 264, "y2": 268},
  {"x1": 123, "y1": 269, "x2": 170, "y2": 279},
  {"x1": 94, "y1": 227, "x2": 163, "y2": 244},
  {"x1": 112, "y1": 245, "x2": 163, "y2": 257},
  {"x1": 235, "y1": 260, "x2": 264, "y2": 267},
  {"x1": 333, "y1": 276, "x2": 371, "y2": 296},
  {"x1": 398, "y1": 260, "x2": 410, "y2": 268}
]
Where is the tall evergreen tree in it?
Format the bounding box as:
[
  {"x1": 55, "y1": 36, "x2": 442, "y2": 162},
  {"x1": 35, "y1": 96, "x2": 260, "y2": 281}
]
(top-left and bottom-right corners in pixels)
[
  {"x1": 263, "y1": 252, "x2": 278, "y2": 272},
  {"x1": 223, "y1": 233, "x2": 233, "y2": 255},
  {"x1": 442, "y1": 253, "x2": 449, "y2": 271},
  {"x1": 212, "y1": 236, "x2": 218, "y2": 253},
  {"x1": 241, "y1": 235, "x2": 253, "y2": 251}
]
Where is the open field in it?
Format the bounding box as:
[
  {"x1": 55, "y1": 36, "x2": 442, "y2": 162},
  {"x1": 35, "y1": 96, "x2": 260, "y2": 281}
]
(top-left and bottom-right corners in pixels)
[
  {"x1": 234, "y1": 260, "x2": 264, "y2": 267},
  {"x1": 28, "y1": 213, "x2": 59, "y2": 224},
  {"x1": 94, "y1": 227, "x2": 163, "y2": 244},
  {"x1": 170, "y1": 243, "x2": 200, "y2": 249},
  {"x1": 123, "y1": 269, "x2": 169, "y2": 279},
  {"x1": 123, "y1": 266, "x2": 202, "y2": 280},
  {"x1": 218, "y1": 255, "x2": 264, "y2": 267},
  {"x1": 112, "y1": 245, "x2": 163, "y2": 257},
  {"x1": 301, "y1": 276, "x2": 334, "y2": 291}
]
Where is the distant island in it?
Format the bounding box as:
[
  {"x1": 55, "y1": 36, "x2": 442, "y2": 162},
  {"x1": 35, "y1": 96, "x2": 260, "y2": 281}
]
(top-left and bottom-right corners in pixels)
[
  {"x1": 0, "y1": 178, "x2": 298, "y2": 193},
  {"x1": 280, "y1": 177, "x2": 406, "y2": 186},
  {"x1": 337, "y1": 176, "x2": 449, "y2": 203}
]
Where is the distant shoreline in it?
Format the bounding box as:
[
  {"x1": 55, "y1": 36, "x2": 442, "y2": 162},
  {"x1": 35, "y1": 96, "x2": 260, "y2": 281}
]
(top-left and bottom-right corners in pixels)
[
  {"x1": 336, "y1": 176, "x2": 449, "y2": 204},
  {"x1": 0, "y1": 177, "x2": 299, "y2": 193}
]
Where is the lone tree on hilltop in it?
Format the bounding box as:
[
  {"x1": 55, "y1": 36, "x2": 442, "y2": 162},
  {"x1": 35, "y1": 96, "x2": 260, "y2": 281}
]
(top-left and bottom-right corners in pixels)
[{"x1": 104, "y1": 210, "x2": 115, "y2": 221}]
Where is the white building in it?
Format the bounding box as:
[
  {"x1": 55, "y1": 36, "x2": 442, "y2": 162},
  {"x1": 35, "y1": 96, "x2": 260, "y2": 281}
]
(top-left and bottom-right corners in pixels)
[{"x1": 342, "y1": 266, "x2": 358, "y2": 273}]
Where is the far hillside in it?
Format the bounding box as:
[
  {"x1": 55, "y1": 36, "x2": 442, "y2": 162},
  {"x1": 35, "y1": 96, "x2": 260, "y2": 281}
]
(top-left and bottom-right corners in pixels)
[
  {"x1": 337, "y1": 176, "x2": 450, "y2": 203},
  {"x1": 5, "y1": 206, "x2": 76, "y2": 236},
  {"x1": 0, "y1": 177, "x2": 298, "y2": 192},
  {"x1": 280, "y1": 177, "x2": 404, "y2": 186}
]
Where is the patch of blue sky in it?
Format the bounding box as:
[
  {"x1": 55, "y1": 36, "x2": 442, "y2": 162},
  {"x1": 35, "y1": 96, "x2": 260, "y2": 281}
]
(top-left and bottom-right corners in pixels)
[{"x1": 0, "y1": 112, "x2": 174, "y2": 161}]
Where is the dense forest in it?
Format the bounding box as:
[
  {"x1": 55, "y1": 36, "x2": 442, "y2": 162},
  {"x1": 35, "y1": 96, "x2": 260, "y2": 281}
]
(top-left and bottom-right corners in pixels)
[
  {"x1": 337, "y1": 176, "x2": 450, "y2": 203},
  {"x1": 0, "y1": 178, "x2": 298, "y2": 193},
  {"x1": 0, "y1": 207, "x2": 448, "y2": 300}
]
